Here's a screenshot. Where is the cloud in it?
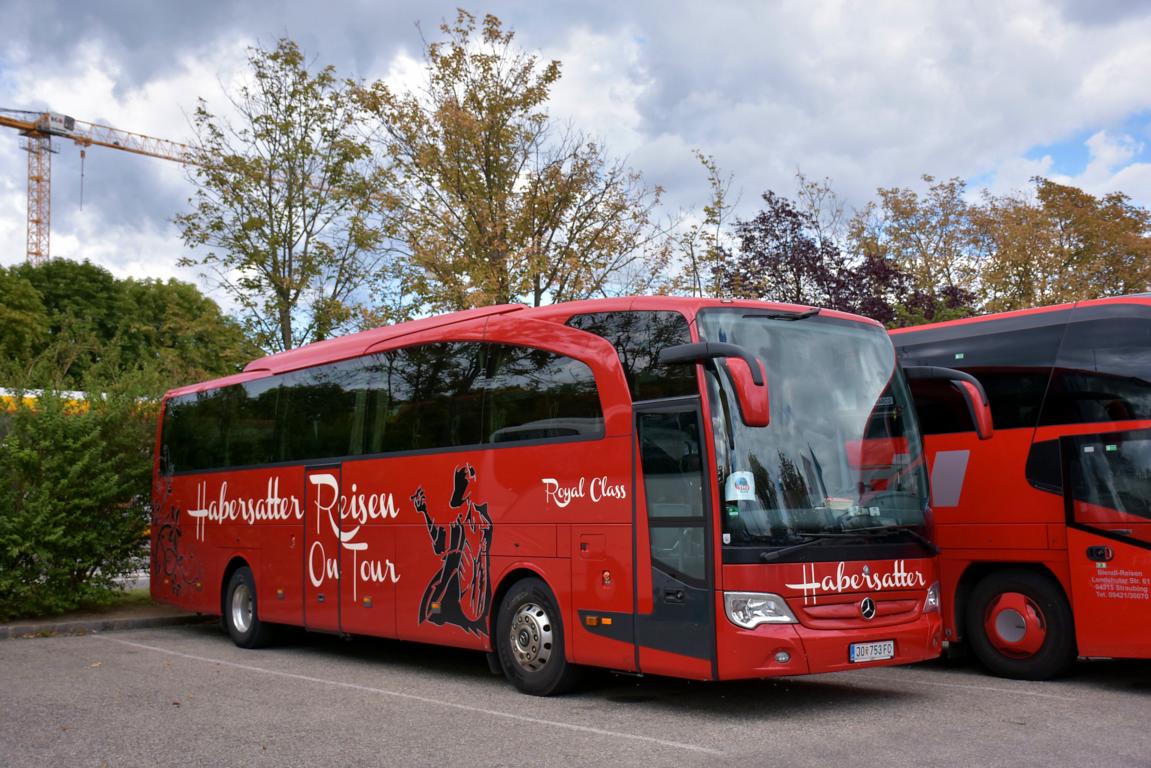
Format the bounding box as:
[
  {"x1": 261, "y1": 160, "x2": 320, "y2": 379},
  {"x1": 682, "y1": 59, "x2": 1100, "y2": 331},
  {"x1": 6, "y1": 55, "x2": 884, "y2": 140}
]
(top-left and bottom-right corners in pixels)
[{"x1": 5, "y1": 0, "x2": 1151, "y2": 291}]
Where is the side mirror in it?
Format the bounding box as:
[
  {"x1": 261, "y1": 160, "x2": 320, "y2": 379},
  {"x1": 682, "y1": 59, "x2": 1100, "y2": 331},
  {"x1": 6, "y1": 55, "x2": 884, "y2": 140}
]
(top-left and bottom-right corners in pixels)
[
  {"x1": 659, "y1": 342, "x2": 770, "y2": 427},
  {"x1": 904, "y1": 365, "x2": 994, "y2": 440}
]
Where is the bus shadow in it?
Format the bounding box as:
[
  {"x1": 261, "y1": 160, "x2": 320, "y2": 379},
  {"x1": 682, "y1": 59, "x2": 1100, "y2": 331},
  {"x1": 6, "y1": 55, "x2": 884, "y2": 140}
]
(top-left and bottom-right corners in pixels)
[
  {"x1": 238, "y1": 625, "x2": 925, "y2": 717},
  {"x1": 1056, "y1": 659, "x2": 1151, "y2": 695},
  {"x1": 891, "y1": 652, "x2": 1151, "y2": 696}
]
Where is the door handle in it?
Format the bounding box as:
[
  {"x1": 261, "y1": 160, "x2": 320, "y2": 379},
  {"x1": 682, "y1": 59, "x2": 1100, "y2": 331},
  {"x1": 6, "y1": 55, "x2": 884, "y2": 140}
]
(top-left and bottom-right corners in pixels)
[
  {"x1": 663, "y1": 588, "x2": 686, "y2": 603},
  {"x1": 1087, "y1": 545, "x2": 1114, "y2": 562}
]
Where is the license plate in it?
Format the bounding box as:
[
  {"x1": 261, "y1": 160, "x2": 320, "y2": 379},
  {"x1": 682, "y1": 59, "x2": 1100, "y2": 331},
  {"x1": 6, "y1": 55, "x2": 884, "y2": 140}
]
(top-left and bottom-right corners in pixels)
[{"x1": 849, "y1": 640, "x2": 895, "y2": 663}]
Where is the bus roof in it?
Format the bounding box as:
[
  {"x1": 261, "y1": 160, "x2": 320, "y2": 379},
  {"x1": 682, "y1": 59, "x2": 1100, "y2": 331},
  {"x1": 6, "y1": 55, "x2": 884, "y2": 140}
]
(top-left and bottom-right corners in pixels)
[
  {"x1": 890, "y1": 294, "x2": 1151, "y2": 337},
  {"x1": 243, "y1": 304, "x2": 527, "y2": 374},
  {"x1": 166, "y1": 296, "x2": 880, "y2": 399}
]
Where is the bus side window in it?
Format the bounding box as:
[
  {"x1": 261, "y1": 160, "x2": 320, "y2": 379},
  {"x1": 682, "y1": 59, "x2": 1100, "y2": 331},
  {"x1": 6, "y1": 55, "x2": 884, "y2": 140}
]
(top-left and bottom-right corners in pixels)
[
  {"x1": 905, "y1": 379, "x2": 974, "y2": 435},
  {"x1": 899, "y1": 321, "x2": 1064, "y2": 431},
  {"x1": 1041, "y1": 315, "x2": 1151, "y2": 427},
  {"x1": 370, "y1": 343, "x2": 485, "y2": 454},
  {"x1": 481, "y1": 344, "x2": 603, "y2": 444},
  {"x1": 566, "y1": 311, "x2": 695, "y2": 401},
  {"x1": 279, "y1": 356, "x2": 377, "y2": 463}
]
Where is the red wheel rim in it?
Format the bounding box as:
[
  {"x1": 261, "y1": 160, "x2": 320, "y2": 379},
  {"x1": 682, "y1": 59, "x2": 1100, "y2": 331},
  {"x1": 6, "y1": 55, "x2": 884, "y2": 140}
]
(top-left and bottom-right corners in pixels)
[{"x1": 984, "y1": 591, "x2": 1046, "y2": 657}]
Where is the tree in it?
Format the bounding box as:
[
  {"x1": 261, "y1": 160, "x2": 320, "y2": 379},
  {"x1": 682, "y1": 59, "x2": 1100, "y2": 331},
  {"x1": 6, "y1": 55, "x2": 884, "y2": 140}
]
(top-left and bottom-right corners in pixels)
[
  {"x1": 0, "y1": 260, "x2": 257, "y2": 387},
  {"x1": 718, "y1": 190, "x2": 852, "y2": 308},
  {"x1": 357, "y1": 11, "x2": 665, "y2": 312},
  {"x1": 177, "y1": 38, "x2": 386, "y2": 352},
  {"x1": 975, "y1": 179, "x2": 1151, "y2": 311},
  {"x1": 674, "y1": 152, "x2": 736, "y2": 297},
  {"x1": 115, "y1": 279, "x2": 262, "y2": 380},
  {"x1": 862, "y1": 175, "x2": 978, "y2": 297},
  {"x1": 0, "y1": 356, "x2": 158, "y2": 620},
  {"x1": 0, "y1": 268, "x2": 49, "y2": 364}
]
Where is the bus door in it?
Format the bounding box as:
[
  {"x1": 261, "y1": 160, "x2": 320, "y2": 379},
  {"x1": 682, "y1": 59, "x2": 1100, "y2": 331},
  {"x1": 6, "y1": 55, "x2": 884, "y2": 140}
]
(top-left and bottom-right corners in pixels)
[
  {"x1": 634, "y1": 398, "x2": 716, "y2": 678},
  {"x1": 304, "y1": 464, "x2": 343, "y2": 632},
  {"x1": 1062, "y1": 430, "x2": 1151, "y2": 658}
]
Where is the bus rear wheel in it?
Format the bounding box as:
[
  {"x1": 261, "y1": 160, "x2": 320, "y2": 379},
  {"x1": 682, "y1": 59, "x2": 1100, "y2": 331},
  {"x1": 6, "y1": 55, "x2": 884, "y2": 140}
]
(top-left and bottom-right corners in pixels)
[
  {"x1": 224, "y1": 566, "x2": 274, "y2": 649},
  {"x1": 496, "y1": 578, "x2": 580, "y2": 696},
  {"x1": 966, "y1": 570, "x2": 1075, "y2": 680}
]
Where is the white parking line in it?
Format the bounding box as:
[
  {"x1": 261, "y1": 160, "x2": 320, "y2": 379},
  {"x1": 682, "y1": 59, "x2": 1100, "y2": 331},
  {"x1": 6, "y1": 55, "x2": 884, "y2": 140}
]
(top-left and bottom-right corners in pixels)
[{"x1": 96, "y1": 635, "x2": 725, "y2": 757}]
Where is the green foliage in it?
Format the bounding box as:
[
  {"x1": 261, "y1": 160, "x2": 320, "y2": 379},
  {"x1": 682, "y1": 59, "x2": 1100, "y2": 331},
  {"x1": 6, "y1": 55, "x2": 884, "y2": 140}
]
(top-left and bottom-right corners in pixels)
[
  {"x1": 0, "y1": 269, "x2": 49, "y2": 361},
  {"x1": 0, "y1": 264, "x2": 254, "y2": 619},
  {"x1": 0, "y1": 260, "x2": 257, "y2": 388},
  {"x1": 0, "y1": 375, "x2": 155, "y2": 620}
]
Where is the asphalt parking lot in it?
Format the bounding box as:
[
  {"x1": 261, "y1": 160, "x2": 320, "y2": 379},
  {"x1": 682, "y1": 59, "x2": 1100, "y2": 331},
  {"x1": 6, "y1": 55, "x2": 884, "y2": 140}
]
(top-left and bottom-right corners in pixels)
[{"x1": 1, "y1": 623, "x2": 1147, "y2": 768}]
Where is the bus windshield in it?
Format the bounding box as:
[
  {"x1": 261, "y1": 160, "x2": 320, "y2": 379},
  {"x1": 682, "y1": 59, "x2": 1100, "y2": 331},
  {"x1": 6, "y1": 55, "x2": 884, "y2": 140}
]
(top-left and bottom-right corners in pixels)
[{"x1": 697, "y1": 309, "x2": 929, "y2": 552}]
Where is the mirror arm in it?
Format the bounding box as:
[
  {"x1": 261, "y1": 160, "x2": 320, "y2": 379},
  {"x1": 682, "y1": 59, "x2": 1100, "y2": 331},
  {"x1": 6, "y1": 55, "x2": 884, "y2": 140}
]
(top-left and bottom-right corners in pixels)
[
  {"x1": 903, "y1": 365, "x2": 989, "y2": 406},
  {"x1": 659, "y1": 342, "x2": 764, "y2": 386}
]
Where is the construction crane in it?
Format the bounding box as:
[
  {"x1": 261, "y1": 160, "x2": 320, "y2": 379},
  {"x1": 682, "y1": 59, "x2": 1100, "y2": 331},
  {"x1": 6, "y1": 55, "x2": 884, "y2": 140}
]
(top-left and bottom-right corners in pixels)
[{"x1": 0, "y1": 109, "x2": 196, "y2": 265}]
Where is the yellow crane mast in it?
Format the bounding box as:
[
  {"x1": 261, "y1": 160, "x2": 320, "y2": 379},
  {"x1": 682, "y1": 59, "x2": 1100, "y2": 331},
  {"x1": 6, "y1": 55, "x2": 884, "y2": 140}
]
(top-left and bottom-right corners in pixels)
[{"x1": 0, "y1": 109, "x2": 195, "y2": 265}]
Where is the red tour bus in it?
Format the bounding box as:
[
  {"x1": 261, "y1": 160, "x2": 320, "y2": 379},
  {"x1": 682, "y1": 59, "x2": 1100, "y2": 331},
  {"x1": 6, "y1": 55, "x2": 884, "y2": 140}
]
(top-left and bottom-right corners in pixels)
[
  {"x1": 892, "y1": 295, "x2": 1151, "y2": 679},
  {"x1": 151, "y1": 297, "x2": 950, "y2": 695}
]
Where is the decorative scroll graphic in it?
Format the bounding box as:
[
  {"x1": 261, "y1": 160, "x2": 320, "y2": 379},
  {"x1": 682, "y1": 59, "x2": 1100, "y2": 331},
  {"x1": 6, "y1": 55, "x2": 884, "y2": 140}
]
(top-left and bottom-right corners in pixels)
[
  {"x1": 411, "y1": 464, "x2": 493, "y2": 636},
  {"x1": 152, "y1": 476, "x2": 203, "y2": 596}
]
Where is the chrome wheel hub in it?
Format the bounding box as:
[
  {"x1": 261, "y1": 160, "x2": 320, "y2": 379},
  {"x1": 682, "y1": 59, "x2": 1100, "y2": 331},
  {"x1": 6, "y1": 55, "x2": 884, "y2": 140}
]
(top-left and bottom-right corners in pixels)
[
  {"x1": 509, "y1": 602, "x2": 553, "y2": 672},
  {"x1": 231, "y1": 582, "x2": 253, "y2": 634}
]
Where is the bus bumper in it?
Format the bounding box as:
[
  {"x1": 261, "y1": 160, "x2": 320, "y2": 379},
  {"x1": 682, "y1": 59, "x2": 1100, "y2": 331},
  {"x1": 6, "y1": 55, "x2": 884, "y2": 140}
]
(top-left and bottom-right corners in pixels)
[{"x1": 715, "y1": 611, "x2": 944, "y2": 679}]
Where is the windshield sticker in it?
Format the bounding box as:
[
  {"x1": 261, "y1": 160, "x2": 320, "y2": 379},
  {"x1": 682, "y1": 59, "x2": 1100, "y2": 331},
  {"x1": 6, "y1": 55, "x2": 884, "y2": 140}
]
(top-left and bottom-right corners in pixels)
[
  {"x1": 725, "y1": 471, "x2": 756, "y2": 502},
  {"x1": 786, "y1": 560, "x2": 927, "y2": 605}
]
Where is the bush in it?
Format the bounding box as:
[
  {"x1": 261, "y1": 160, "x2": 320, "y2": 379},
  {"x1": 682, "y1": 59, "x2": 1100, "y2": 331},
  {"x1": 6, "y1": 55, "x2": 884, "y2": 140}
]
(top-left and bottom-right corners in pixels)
[{"x1": 0, "y1": 385, "x2": 155, "y2": 620}]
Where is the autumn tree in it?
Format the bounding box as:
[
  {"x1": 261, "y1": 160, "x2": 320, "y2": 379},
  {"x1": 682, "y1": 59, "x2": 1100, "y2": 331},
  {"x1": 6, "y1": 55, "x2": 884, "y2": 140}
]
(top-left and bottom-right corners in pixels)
[
  {"x1": 856, "y1": 176, "x2": 978, "y2": 297},
  {"x1": 975, "y1": 178, "x2": 1151, "y2": 311},
  {"x1": 357, "y1": 11, "x2": 664, "y2": 312},
  {"x1": 177, "y1": 38, "x2": 387, "y2": 352}
]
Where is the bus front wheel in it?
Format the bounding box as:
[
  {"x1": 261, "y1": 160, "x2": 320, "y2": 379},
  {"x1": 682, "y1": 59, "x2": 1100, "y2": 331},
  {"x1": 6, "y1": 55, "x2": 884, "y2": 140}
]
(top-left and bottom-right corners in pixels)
[
  {"x1": 224, "y1": 566, "x2": 274, "y2": 649},
  {"x1": 496, "y1": 578, "x2": 580, "y2": 696},
  {"x1": 966, "y1": 570, "x2": 1075, "y2": 680}
]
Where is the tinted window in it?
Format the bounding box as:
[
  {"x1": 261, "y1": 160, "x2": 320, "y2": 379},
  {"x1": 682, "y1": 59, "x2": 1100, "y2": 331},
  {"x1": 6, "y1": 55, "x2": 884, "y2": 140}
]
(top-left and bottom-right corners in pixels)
[
  {"x1": 566, "y1": 311, "x2": 695, "y2": 401},
  {"x1": 904, "y1": 379, "x2": 974, "y2": 435},
  {"x1": 280, "y1": 356, "x2": 380, "y2": 462},
  {"x1": 372, "y1": 343, "x2": 485, "y2": 453},
  {"x1": 638, "y1": 408, "x2": 707, "y2": 583},
  {"x1": 161, "y1": 342, "x2": 605, "y2": 473},
  {"x1": 897, "y1": 318, "x2": 1066, "y2": 431},
  {"x1": 1040, "y1": 312, "x2": 1151, "y2": 427},
  {"x1": 482, "y1": 344, "x2": 603, "y2": 443},
  {"x1": 1063, "y1": 429, "x2": 1151, "y2": 546},
  {"x1": 227, "y1": 377, "x2": 281, "y2": 466},
  {"x1": 163, "y1": 388, "x2": 229, "y2": 472}
]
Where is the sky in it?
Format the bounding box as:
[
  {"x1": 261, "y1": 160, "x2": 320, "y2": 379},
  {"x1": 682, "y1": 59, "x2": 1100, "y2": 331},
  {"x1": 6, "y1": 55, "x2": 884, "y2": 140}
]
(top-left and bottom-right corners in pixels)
[{"x1": 3, "y1": 0, "x2": 1151, "y2": 295}]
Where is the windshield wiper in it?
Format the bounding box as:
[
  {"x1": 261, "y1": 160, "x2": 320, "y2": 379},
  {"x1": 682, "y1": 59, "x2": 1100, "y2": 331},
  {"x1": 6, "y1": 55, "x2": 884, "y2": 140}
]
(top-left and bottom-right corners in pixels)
[
  {"x1": 759, "y1": 532, "x2": 858, "y2": 562},
  {"x1": 743, "y1": 308, "x2": 821, "y2": 321},
  {"x1": 841, "y1": 525, "x2": 939, "y2": 555}
]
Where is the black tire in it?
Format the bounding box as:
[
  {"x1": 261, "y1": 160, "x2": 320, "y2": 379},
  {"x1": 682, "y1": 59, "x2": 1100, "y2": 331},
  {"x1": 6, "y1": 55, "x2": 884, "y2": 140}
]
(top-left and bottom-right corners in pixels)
[
  {"x1": 496, "y1": 578, "x2": 580, "y2": 696},
  {"x1": 966, "y1": 570, "x2": 1076, "y2": 680},
  {"x1": 223, "y1": 566, "x2": 275, "y2": 649}
]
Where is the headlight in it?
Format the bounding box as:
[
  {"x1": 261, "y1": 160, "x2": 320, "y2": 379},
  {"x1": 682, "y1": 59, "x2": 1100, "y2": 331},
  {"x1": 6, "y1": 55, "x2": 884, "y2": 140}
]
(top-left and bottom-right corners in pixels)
[
  {"x1": 924, "y1": 581, "x2": 941, "y2": 613},
  {"x1": 724, "y1": 592, "x2": 798, "y2": 628}
]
